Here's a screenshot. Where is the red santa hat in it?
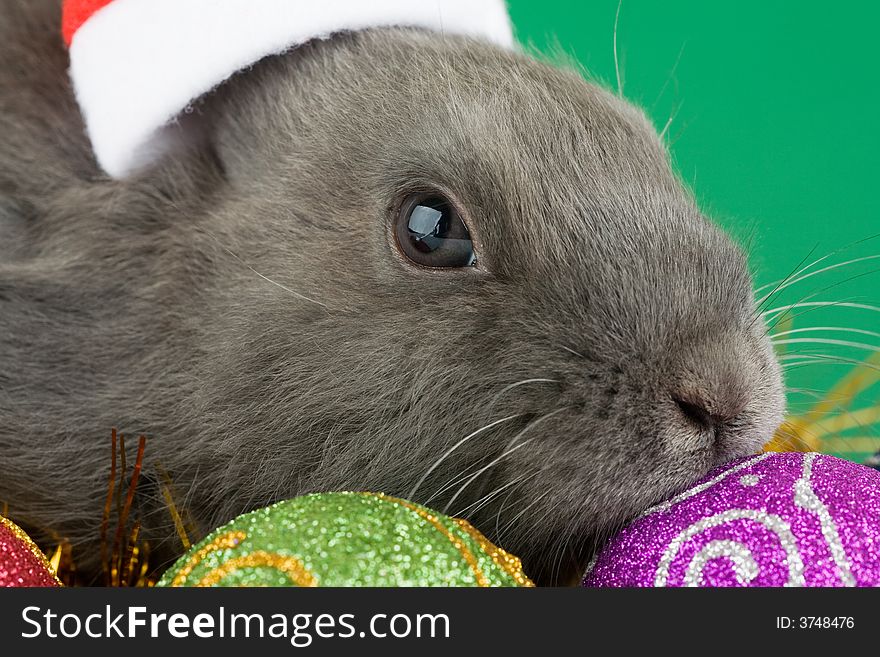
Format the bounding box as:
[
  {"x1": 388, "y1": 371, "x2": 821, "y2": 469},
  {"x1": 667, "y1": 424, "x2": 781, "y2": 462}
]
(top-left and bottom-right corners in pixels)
[{"x1": 62, "y1": 0, "x2": 514, "y2": 178}]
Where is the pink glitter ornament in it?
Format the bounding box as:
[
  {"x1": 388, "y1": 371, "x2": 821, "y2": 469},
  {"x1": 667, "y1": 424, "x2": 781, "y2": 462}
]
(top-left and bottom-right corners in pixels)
[
  {"x1": 0, "y1": 516, "x2": 61, "y2": 587},
  {"x1": 583, "y1": 452, "x2": 880, "y2": 587}
]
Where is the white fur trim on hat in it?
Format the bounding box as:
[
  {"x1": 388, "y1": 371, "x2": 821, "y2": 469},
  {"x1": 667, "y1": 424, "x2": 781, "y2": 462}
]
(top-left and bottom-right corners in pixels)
[{"x1": 67, "y1": 0, "x2": 514, "y2": 178}]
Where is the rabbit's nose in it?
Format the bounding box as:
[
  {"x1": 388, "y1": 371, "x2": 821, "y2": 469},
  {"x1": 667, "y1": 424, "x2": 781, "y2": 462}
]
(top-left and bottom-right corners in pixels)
[
  {"x1": 673, "y1": 395, "x2": 719, "y2": 435},
  {"x1": 671, "y1": 382, "x2": 750, "y2": 443}
]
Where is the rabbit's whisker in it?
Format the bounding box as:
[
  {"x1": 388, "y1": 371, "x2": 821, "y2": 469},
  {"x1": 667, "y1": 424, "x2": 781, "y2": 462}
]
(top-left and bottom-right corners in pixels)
[
  {"x1": 764, "y1": 301, "x2": 880, "y2": 320},
  {"x1": 496, "y1": 491, "x2": 551, "y2": 543},
  {"x1": 451, "y1": 470, "x2": 538, "y2": 518},
  {"x1": 408, "y1": 413, "x2": 523, "y2": 501},
  {"x1": 771, "y1": 325, "x2": 880, "y2": 341},
  {"x1": 771, "y1": 337, "x2": 880, "y2": 354},
  {"x1": 754, "y1": 232, "x2": 880, "y2": 298},
  {"x1": 487, "y1": 378, "x2": 558, "y2": 412},
  {"x1": 442, "y1": 408, "x2": 568, "y2": 514}
]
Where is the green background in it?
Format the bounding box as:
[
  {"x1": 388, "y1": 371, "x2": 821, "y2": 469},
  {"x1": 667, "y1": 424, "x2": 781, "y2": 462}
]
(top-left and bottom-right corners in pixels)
[{"x1": 508, "y1": 1, "x2": 879, "y2": 460}]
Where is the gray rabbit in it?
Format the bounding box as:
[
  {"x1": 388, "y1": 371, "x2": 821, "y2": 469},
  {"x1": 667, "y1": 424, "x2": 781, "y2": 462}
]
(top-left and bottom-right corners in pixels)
[{"x1": 0, "y1": 0, "x2": 783, "y2": 584}]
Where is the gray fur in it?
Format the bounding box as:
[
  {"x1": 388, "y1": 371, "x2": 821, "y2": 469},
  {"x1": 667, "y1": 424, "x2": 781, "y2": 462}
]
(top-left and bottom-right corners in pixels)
[{"x1": 0, "y1": 0, "x2": 783, "y2": 585}]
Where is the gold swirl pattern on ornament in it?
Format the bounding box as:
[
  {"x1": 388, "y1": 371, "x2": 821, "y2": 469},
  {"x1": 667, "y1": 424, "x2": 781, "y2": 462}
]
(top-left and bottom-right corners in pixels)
[
  {"x1": 452, "y1": 518, "x2": 534, "y2": 587},
  {"x1": 169, "y1": 530, "x2": 247, "y2": 586},
  {"x1": 195, "y1": 551, "x2": 318, "y2": 587},
  {"x1": 0, "y1": 515, "x2": 62, "y2": 585},
  {"x1": 367, "y1": 493, "x2": 491, "y2": 587}
]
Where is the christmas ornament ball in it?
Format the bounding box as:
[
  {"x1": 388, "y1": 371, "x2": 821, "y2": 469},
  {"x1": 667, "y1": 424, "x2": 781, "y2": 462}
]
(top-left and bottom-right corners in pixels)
[
  {"x1": 583, "y1": 452, "x2": 880, "y2": 587},
  {"x1": 0, "y1": 515, "x2": 61, "y2": 587},
  {"x1": 159, "y1": 492, "x2": 532, "y2": 587}
]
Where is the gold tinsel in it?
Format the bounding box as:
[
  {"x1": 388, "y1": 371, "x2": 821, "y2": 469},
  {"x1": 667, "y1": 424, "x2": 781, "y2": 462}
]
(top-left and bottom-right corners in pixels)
[
  {"x1": 48, "y1": 429, "x2": 192, "y2": 587},
  {"x1": 765, "y1": 352, "x2": 880, "y2": 454}
]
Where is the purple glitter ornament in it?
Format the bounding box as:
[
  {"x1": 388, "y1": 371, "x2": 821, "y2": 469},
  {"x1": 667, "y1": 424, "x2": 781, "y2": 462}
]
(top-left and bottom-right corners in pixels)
[{"x1": 583, "y1": 452, "x2": 880, "y2": 587}]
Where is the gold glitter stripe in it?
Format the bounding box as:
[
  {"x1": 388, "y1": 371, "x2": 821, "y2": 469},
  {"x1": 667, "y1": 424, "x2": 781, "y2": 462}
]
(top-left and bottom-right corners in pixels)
[
  {"x1": 366, "y1": 493, "x2": 491, "y2": 587},
  {"x1": 169, "y1": 530, "x2": 246, "y2": 587},
  {"x1": 0, "y1": 515, "x2": 62, "y2": 586},
  {"x1": 453, "y1": 518, "x2": 535, "y2": 587},
  {"x1": 196, "y1": 551, "x2": 318, "y2": 587}
]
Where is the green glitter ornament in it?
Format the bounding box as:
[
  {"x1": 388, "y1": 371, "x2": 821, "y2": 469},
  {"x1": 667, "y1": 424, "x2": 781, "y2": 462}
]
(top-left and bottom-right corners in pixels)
[{"x1": 157, "y1": 492, "x2": 533, "y2": 587}]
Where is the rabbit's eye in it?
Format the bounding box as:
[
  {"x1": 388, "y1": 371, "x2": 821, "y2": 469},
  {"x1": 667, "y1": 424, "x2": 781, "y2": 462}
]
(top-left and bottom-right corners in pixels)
[{"x1": 395, "y1": 194, "x2": 476, "y2": 269}]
